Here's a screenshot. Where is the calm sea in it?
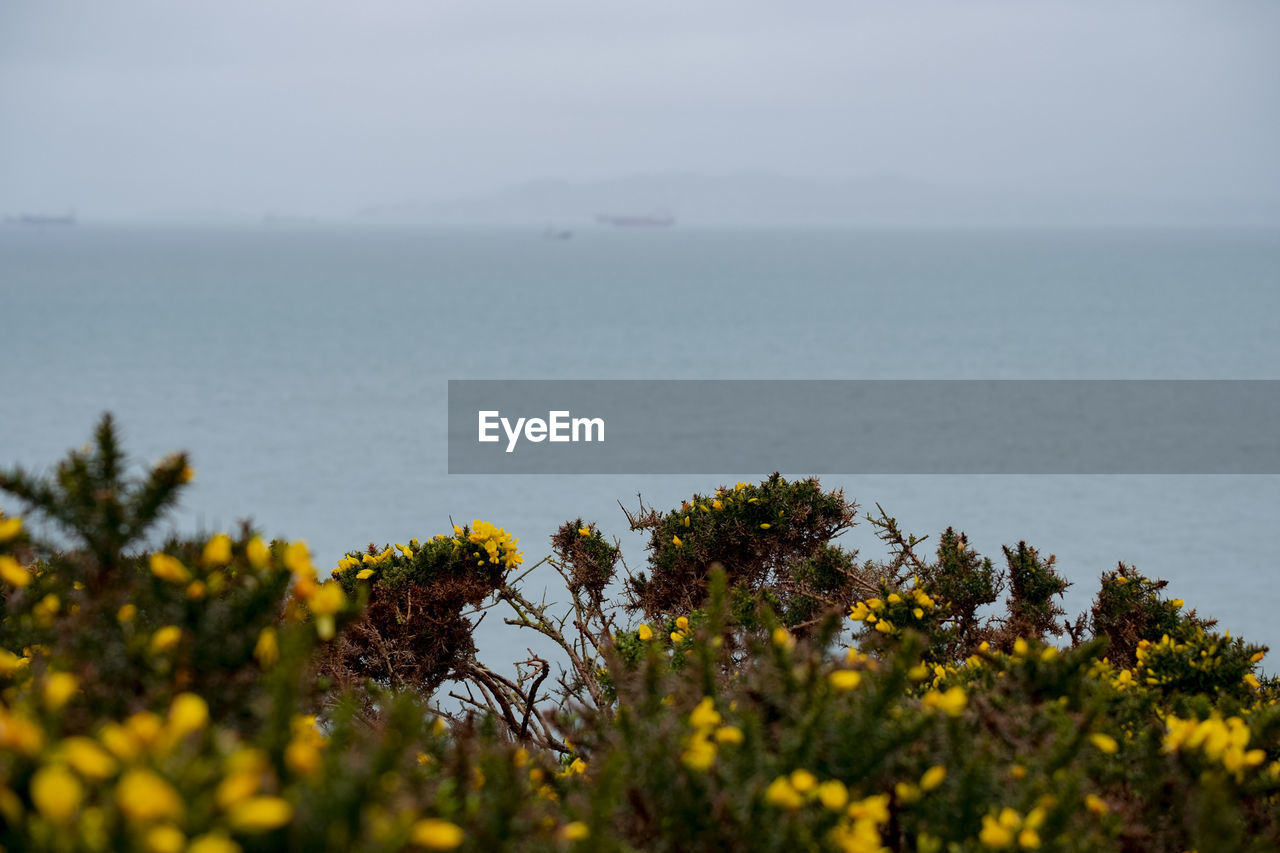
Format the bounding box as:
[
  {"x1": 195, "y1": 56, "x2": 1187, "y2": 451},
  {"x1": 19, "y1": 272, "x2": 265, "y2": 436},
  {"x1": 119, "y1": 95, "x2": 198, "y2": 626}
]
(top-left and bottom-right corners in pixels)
[{"x1": 2, "y1": 224, "x2": 1278, "y2": 661}]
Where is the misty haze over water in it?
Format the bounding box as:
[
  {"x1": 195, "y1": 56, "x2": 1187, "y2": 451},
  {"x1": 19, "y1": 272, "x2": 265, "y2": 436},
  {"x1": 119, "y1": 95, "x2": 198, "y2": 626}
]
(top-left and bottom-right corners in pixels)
[{"x1": 2, "y1": 1, "x2": 1278, "y2": 224}]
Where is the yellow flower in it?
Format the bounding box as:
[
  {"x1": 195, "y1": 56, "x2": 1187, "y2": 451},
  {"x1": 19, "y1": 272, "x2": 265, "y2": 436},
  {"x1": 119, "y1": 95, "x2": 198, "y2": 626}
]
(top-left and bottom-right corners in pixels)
[
  {"x1": 829, "y1": 670, "x2": 862, "y2": 691},
  {"x1": 895, "y1": 781, "x2": 921, "y2": 804},
  {"x1": 578, "y1": 527, "x2": 590, "y2": 536},
  {"x1": 308, "y1": 580, "x2": 346, "y2": 641},
  {"x1": 979, "y1": 816, "x2": 1015, "y2": 849},
  {"x1": 1084, "y1": 794, "x2": 1109, "y2": 816},
  {"x1": 122, "y1": 715, "x2": 158, "y2": 749},
  {"x1": 759, "y1": 523, "x2": 772, "y2": 529},
  {"x1": 255, "y1": 627, "x2": 279, "y2": 667},
  {"x1": 681, "y1": 734, "x2": 717, "y2": 771},
  {"x1": 0, "y1": 516, "x2": 22, "y2": 542},
  {"x1": 637, "y1": 624, "x2": 653, "y2": 641},
  {"x1": 117, "y1": 769, "x2": 184, "y2": 824},
  {"x1": 0, "y1": 647, "x2": 26, "y2": 678},
  {"x1": 711, "y1": 500, "x2": 724, "y2": 510},
  {"x1": 202, "y1": 534, "x2": 233, "y2": 566},
  {"x1": 922, "y1": 686, "x2": 967, "y2": 717},
  {"x1": 284, "y1": 540, "x2": 315, "y2": 577},
  {"x1": 672, "y1": 534, "x2": 683, "y2": 546},
  {"x1": 0, "y1": 555, "x2": 31, "y2": 587},
  {"x1": 817, "y1": 779, "x2": 849, "y2": 811},
  {"x1": 216, "y1": 771, "x2": 260, "y2": 811},
  {"x1": 149, "y1": 625, "x2": 183, "y2": 655},
  {"x1": 145, "y1": 825, "x2": 187, "y2": 853},
  {"x1": 186, "y1": 834, "x2": 241, "y2": 853},
  {"x1": 117, "y1": 603, "x2": 137, "y2": 623},
  {"x1": 356, "y1": 568, "x2": 374, "y2": 580},
  {"x1": 559, "y1": 821, "x2": 590, "y2": 842},
  {"x1": 411, "y1": 818, "x2": 465, "y2": 850},
  {"x1": 284, "y1": 715, "x2": 327, "y2": 775},
  {"x1": 846, "y1": 793, "x2": 891, "y2": 823},
  {"x1": 148, "y1": 553, "x2": 190, "y2": 584},
  {"x1": 98, "y1": 723, "x2": 140, "y2": 762},
  {"x1": 689, "y1": 697, "x2": 722, "y2": 730},
  {"x1": 228, "y1": 796, "x2": 294, "y2": 832},
  {"x1": 61, "y1": 737, "x2": 117, "y2": 780},
  {"x1": 714, "y1": 725, "x2": 744, "y2": 745},
  {"x1": 43, "y1": 671, "x2": 80, "y2": 711},
  {"x1": 1089, "y1": 733, "x2": 1119, "y2": 755},
  {"x1": 0, "y1": 708, "x2": 42, "y2": 754},
  {"x1": 920, "y1": 765, "x2": 947, "y2": 791},
  {"x1": 764, "y1": 776, "x2": 804, "y2": 810},
  {"x1": 676, "y1": 616, "x2": 690, "y2": 631},
  {"x1": 246, "y1": 537, "x2": 269, "y2": 570},
  {"x1": 772, "y1": 627, "x2": 795, "y2": 650},
  {"x1": 179, "y1": 464, "x2": 195, "y2": 483},
  {"x1": 789, "y1": 769, "x2": 818, "y2": 793},
  {"x1": 168, "y1": 692, "x2": 209, "y2": 738},
  {"x1": 31, "y1": 765, "x2": 83, "y2": 822}
]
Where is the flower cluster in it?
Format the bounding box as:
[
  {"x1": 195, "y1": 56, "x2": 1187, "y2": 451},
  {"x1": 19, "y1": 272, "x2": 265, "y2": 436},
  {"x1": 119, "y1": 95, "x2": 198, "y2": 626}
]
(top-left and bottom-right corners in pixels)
[
  {"x1": 679, "y1": 696, "x2": 743, "y2": 771},
  {"x1": 1134, "y1": 627, "x2": 1264, "y2": 699},
  {"x1": 979, "y1": 806, "x2": 1048, "y2": 850},
  {"x1": 1163, "y1": 713, "x2": 1268, "y2": 781},
  {"x1": 848, "y1": 583, "x2": 937, "y2": 638}
]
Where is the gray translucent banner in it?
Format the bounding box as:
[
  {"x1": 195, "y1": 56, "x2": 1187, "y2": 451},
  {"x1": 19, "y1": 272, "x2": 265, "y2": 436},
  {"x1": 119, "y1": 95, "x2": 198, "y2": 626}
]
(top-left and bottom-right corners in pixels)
[{"x1": 447, "y1": 381, "x2": 1280, "y2": 474}]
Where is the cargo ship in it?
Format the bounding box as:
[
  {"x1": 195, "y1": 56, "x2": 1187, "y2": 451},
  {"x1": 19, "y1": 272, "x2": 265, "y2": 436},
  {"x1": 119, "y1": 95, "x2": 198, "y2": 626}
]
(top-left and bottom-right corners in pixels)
[
  {"x1": 6, "y1": 211, "x2": 76, "y2": 226},
  {"x1": 595, "y1": 213, "x2": 675, "y2": 227}
]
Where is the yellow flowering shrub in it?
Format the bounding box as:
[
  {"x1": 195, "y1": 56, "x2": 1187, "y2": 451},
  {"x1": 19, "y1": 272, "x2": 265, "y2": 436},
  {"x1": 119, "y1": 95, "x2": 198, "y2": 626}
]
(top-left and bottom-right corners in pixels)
[
  {"x1": 322, "y1": 520, "x2": 522, "y2": 696},
  {"x1": 1, "y1": 420, "x2": 1277, "y2": 852}
]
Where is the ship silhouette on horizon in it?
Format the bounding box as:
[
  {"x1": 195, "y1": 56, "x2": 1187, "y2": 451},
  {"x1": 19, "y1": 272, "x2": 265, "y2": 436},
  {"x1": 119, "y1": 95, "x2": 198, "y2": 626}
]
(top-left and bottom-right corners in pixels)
[
  {"x1": 6, "y1": 210, "x2": 77, "y2": 226},
  {"x1": 595, "y1": 212, "x2": 675, "y2": 227}
]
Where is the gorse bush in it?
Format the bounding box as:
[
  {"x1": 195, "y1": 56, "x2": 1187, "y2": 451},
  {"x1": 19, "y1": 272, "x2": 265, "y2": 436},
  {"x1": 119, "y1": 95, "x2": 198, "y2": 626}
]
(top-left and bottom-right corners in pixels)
[{"x1": 1, "y1": 416, "x2": 1277, "y2": 852}]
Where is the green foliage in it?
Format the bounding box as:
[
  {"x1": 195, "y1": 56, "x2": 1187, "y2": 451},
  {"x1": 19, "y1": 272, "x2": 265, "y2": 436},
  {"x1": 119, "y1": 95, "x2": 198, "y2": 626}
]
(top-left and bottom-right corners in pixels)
[
  {"x1": 1001, "y1": 541, "x2": 1070, "y2": 645},
  {"x1": 1, "y1": 419, "x2": 1278, "y2": 852},
  {"x1": 626, "y1": 474, "x2": 861, "y2": 636},
  {"x1": 916, "y1": 527, "x2": 1003, "y2": 660}
]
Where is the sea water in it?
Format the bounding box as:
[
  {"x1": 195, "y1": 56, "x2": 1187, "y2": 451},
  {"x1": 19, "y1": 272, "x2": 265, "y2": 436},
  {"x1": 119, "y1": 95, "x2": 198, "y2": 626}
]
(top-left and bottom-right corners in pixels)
[{"x1": 2, "y1": 224, "x2": 1278, "y2": 663}]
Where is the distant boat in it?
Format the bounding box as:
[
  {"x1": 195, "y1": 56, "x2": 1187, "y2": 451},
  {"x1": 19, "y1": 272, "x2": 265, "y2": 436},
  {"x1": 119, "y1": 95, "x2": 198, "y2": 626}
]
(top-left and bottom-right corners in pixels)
[
  {"x1": 6, "y1": 211, "x2": 76, "y2": 226},
  {"x1": 543, "y1": 227, "x2": 573, "y2": 240},
  {"x1": 595, "y1": 213, "x2": 675, "y2": 228}
]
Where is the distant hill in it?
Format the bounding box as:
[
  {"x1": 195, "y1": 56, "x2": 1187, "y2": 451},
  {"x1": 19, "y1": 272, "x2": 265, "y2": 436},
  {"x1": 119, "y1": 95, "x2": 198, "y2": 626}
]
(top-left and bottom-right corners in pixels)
[{"x1": 355, "y1": 173, "x2": 1280, "y2": 227}]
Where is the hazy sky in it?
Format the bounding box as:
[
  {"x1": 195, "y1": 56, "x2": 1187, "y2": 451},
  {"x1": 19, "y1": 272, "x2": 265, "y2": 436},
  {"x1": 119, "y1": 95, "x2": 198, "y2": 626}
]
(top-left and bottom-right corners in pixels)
[{"x1": 3, "y1": 1, "x2": 1278, "y2": 218}]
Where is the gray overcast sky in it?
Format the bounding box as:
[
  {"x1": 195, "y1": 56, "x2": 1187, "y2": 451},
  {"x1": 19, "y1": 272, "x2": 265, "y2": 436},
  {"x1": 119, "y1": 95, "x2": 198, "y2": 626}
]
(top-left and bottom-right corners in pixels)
[{"x1": 2, "y1": 1, "x2": 1278, "y2": 219}]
